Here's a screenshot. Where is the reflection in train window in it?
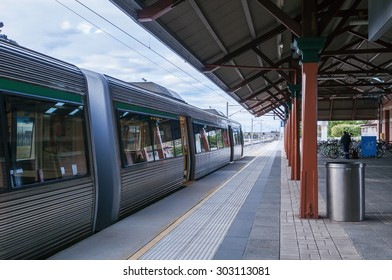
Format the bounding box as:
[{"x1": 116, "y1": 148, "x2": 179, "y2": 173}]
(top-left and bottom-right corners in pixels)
[
  {"x1": 6, "y1": 96, "x2": 88, "y2": 188},
  {"x1": 193, "y1": 123, "x2": 230, "y2": 153},
  {"x1": 221, "y1": 129, "x2": 230, "y2": 148},
  {"x1": 0, "y1": 124, "x2": 7, "y2": 190},
  {"x1": 171, "y1": 120, "x2": 183, "y2": 157},
  {"x1": 118, "y1": 112, "x2": 153, "y2": 165},
  {"x1": 118, "y1": 111, "x2": 183, "y2": 166},
  {"x1": 151, "y1": 117, "x2": 174, "y2": 160},
  {"x1": 232, "y1": 128, "x2": 241, "y2": 146},
  {"x1": 207, "y1": 127, "x2": 218, "y2": 150},
  {"x1": 193, "y1": 123, "x2": 209, "y2": 153}
]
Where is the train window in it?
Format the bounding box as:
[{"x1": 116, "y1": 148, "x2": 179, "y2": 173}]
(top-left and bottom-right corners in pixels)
[
  {"x1": 222, "y1": 129, "x2": 230, "y2": 148},
  {"x1": 15, "y1": 116, "x2": 34, "y2": 160},
  {"x1": 207, "y1": 127, "x2": 218, "y2": 150},
  {"x1": 6, "y1": 96, "x2": 88, "y2": 187},
  {"x1": 193, "y1": 124, "x2": 231, "y2": 153},
  {"x1": 232, "y1": 128, "x2": 241, "y2": 146},
  {"x1": 118, "y1": 112, "x2": 153, "y2": 165},
  {"x1": 151, "y1": 117, "x2": 175, "y2": 160},
  {"x1": 0, "y1": 126, "x2": 7, "y2": 190},
  {"x1": 216, "y1": 128, "x2": 225, "y2": 149},
  {"x1": 193, "y1": 123, "x2": 209, "y2": 153},
  {"x1": 171, "y1": 120, "x2": 183, "y2": 157},
  {"x1": 118, "y1": 112, "x2": 183, "y2": 165}
]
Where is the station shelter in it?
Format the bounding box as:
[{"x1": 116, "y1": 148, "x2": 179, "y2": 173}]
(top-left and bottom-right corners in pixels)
[{"x1": 108, "y1": 0, "x2": 392, "y2": 218}]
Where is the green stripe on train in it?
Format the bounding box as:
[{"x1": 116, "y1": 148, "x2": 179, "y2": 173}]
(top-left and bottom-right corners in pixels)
[
  {"x1": 114, "y1": 101, "x2": 178, "y2": 119},
  {"x1": 0, "y1": 77, "x2": 84, "y2": 103}
]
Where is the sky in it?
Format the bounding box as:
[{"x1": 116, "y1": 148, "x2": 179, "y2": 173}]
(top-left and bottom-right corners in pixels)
[{"x1": 0, "y1": 0, "x2": 281, "y2": 132}]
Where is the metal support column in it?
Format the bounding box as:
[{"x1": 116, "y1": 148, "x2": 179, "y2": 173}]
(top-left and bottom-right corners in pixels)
[
  {"x1": 288, "y1": 84, "x2": 301, "y2": 181},
  {"x1": 284, "y1": 119, "x2": 288, "y2": 157},
  {"x1": 286, "y1": 102, "x2": 292, "y2": 166},
  {"x1": 293, "y1": 37, "x2": 325, "y2": 218}
]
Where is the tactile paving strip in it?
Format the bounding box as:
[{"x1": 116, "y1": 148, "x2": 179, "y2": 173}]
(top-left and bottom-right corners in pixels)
[{"x1": 139, "y1": 142, "x2": 278, "y2": 260}]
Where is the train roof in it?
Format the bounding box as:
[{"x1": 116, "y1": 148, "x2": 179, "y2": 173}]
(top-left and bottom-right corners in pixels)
[
  {"x1": 1, "y1": 40, "x2": 242, "y2": 129},
  {"x1": 105, "y1": 75, "x2": 241, "y2": 128},
  {"x1": 130, "y1": 82, "x2": 185, "y2": 103},
  {"x1": 0, "y1": 40, "x2": 86, "y2": 96}
]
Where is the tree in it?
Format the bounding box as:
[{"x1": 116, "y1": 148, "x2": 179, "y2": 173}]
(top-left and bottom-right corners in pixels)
[{"x1": 330, "y1": 123, "x2": 361, "y2": 137}]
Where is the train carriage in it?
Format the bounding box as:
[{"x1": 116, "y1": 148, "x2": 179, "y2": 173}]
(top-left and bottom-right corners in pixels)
[
  {"x1": 0, "y1": 41, "x2": 96, "y2": 259},
  {"x1": 0, "y1": 40, "x2": 244, "y2": 259},
  {"x1": 84, "y1": 71, "x2": 190, "y2": 229}
]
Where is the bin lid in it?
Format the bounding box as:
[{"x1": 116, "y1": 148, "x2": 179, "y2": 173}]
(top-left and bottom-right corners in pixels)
[{"x1": 325, "y1": 161, "x2": 366, "y2": 168}]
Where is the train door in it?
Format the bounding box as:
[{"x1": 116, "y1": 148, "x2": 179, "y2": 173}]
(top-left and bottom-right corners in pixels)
[
  {"x1": 180, "y1": 116, "x2": 194, "y2": 181},
  {"x1": 228, "y1": 126, "x2": 235, "y2": 162}
]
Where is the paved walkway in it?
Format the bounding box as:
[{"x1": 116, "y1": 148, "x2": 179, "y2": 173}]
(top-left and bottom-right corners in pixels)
[
  {"x1": 281, "y1": 150, "x2": 392, "y2": 260},
  {"x1": 50, "y1": 141, "x2": 392, "y2": 260},
  {"x1": 280, "y1": 156, "x2": 362, "y2": 260}
]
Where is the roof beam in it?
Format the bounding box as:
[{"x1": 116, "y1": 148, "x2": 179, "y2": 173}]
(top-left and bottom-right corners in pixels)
[
  {"x1": 206, "y1": 24, "x2": 287, "y2": 71},
  {"x1": 254, "y1": 101, "x2": 286, "y2": 117},
  {"x1": 349, "y1": 55, "x2": 385, "y2": 71},
  {"x1": 352, "y1": 98, "x2": 358, "y2": 120},
  {"x1": 323, "y1": 0, "x2": 361, "y2": 50},
  {"x1": 255, "y1": 0, "x2": 301, "y2": 37},
  {"x1": 251, "y1": 47, "x2": 292, "y2": 82},
  {"x1": 241, "y1": 78, "x2": 286, "y2": 102},
  {"x1": 347, "y1": 30, "x2": 392, "y2": 49},
  {"x1": 302, "y1": 0, "x2": 318, "y2": 36},
  {"x1": 246, "y1": 93, "x2": 282, "y2": 110},
  {"x1": 322, "y1": 48, "x2": 392, "y2": 56},
  {"x1": 318, "y1": 82, "x2": 392, "y2": 88},
  {"x1": 254, "y1": 102, "x2": 280, "y2": 114},
  {"x1": 275, "y1": 105, "x2": 286, "y2": 115},
  {"x1": 319, "y1": 38, "x2": 362, "y2": 70},
  {"x1": 203, "y1": 64, "x2": 295, "y2": 72},
  {"x1": 331, "y1": 56, "x2": 362, "y2": 70},
  {"x1": 318, "y1": 1, "x2": 345, "y2": 35},
  {"x1": 322, "y1": 69, "x2": 392, "y2": 75},
  {"x1": 271, "y1": 108, "x2": 285, "y2": 120},
  {"x1": 189, "y1": 0, "x2": 227, "y2": 53},
  {"x1": 229, "y1": 56, "x2": 290, "y2": 92},
  {"x1": 137, "y1": 0, "x2": 184, "y2": 22},
  {"x1": 329, "y1": 99, "x2": 334, "y2": 120},
  {"x1": 230, "y1": 71, "x2": 268, "y2": 92},
  {"x1": 333, "y1": 9, "x2": 367, "y2": 18},
  {"x1": 188, "y1": 0, "x2": 255, "y2": 95}
]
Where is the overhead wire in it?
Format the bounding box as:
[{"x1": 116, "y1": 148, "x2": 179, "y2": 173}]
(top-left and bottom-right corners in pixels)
[{"x1": 55, "y1": 0, "x2": 238, "y2": 106}]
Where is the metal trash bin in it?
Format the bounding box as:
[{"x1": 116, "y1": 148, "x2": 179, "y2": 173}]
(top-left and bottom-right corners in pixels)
[{"x1": 325, "y1": 162, "x2": 365, "y2": 222}]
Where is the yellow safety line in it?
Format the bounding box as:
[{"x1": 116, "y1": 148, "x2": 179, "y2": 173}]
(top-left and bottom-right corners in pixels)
[{"x1": 127, "y1": 143, "x2": 275, "y2": 260}]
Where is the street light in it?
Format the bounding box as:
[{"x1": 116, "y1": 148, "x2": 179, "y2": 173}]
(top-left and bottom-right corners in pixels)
[
  {"x1": 250, "y1": 118, "x2": 264, "y2": 146},
  {"x1": 229, "y1": 108, "x2": 246, "y2": 117},
  {"x1": 226, "y1": 102, "x2": 243, "y2": 117}
]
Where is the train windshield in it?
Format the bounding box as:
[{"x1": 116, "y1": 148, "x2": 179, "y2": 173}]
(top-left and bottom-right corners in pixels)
[{"x1": 6, "y1": 96, "x2": 88, "y2": 187}]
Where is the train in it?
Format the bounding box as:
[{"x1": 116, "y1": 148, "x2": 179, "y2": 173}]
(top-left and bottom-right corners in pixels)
[{"x1": 0, "y1": 40, "x2": 244, "y2": 259}]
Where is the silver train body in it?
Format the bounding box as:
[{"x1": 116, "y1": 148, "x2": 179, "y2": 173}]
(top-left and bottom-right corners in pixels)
[{"x1": 0, "y1": 41, "x2": 243, "y2": 259}]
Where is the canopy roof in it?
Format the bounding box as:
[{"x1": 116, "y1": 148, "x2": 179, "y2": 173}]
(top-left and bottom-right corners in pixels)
[{"x1": 110, "y1": 0, "x2": 392, "y2": 120}]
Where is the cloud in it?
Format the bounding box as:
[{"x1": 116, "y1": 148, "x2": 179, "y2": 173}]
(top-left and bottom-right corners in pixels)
[
  {"x1": 61, "y1": 20, "x2": 73, "y2": 31},
  {"x1": 58, "y1": 20, "x2": 96, "y2": 35},
  {"x1": 0, "y1": 0, "x2": 281, "y2": 131},
  {"x1": 76, "y1": 22, "x2": 94, "y2": 34}
]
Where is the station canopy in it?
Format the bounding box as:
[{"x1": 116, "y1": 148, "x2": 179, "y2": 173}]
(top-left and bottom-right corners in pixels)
[{"x1": 110, "y1": 0, "x2": 392, "y2": 121}]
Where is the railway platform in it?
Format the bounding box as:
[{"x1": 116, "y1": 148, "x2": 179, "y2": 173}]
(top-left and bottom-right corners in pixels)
[{"x1": 50, "y1": 140, "x2": 392, "y2": 260}]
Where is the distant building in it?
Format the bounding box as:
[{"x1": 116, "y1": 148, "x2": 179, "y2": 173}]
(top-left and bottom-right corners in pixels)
[
  {"x1": 360, "y1": 122, "x2": 378, "y2": 137},
  {"x1": 317, "y1": 121, "x2": 328, "y2": 141}
]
